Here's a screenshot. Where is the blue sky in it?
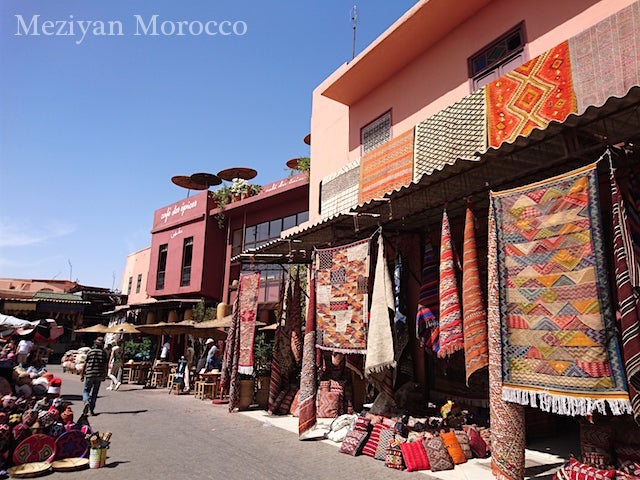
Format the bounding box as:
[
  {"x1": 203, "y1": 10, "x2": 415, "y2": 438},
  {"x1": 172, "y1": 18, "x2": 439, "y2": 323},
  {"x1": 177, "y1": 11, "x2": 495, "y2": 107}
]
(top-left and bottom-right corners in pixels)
[{"x1": 0, "y1": 0, "x2": 416, "y2": 290}]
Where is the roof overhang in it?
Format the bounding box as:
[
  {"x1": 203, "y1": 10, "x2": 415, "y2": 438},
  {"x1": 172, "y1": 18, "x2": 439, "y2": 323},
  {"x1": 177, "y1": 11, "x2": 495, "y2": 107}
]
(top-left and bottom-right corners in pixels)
[
  {"x1": 321, "y1": 0, "x2": 492, "y2": 105},
  {"x1": 253, "y1": 87, "x2": 640, "y2": 261}
]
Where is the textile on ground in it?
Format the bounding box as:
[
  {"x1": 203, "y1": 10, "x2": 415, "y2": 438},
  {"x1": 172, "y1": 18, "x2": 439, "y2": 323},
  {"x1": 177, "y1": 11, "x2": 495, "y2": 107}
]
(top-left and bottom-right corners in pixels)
[
  {"x1": 315, "y1": 238, "x2": 371, "y2": 354},
  {"x1": 486, "y1": 41, "x2": 577, "y2": 149},
  {"x1": 462, "y1": 203, "x2": 489, "y2": 384},
  {"x1": 491, "y1": 163, "x2": 631, "y2": 416},
  {"x1": 610, "y1": 165, "x2": 640, "y2": 423},
  {"x1": 438, "y1": 209, "x2": 464, "y2": 358},
  {"x1": 238, "y1": 272, "x2": 261, "y2": 376},
  {"x1": 416, "y1": 242, "x2": 440, "y2": 353},
  {"x1": 365, "y1": 234, "x2": 396, "y2": 376},
  {"x1": 488, "y1": 199, "x2": 526, "y2": 480},
  {"x1": 299, "y1": 272, "x2": 318, "y2": 438}
]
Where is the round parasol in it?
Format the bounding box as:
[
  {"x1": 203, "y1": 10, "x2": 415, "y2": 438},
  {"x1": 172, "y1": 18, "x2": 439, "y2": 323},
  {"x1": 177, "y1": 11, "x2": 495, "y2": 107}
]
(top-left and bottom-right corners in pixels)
[
  {"x1": 217, "y1": 167, "x2": 257, "y2": 181},
  {"x1": 104, "y1": 322, "x2": 140, "y2": 334},
  {"x1": 74, "y1": 324, "x2": 110, "y2": 334},
  {"x1": 190, "y1": 172, "x2": 221, "y2": 187},
  {"x1": 286, "y1": 158, "x2": 300, "y2": 169},
  {"x1": 171, "y1": 175, "x2": 208, "y2": 191},
  {"x1": 136, "y1": 321, "x2": 195, "y2": 336},
  {"x1": 303, "y1": 133, "x2": 311, "y2": 145}
]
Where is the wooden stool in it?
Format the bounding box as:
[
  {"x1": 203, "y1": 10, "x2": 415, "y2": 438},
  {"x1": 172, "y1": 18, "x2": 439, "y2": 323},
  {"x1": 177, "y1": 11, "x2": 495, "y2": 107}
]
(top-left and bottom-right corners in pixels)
[
  {"x1": 202, "y1": 382, "x2": 217, "y2": 400},
  {"x1": 194, "y1": 381, "x2": 205, "y2": 399},
  {"x1": 151, "y1": 370, "x2": 167, "y2": 388},
  {"x1": 166, "y1": 372, "x2": 175, "y2": 390},
  {"x1": 121, "y1": 367, "x2": 132, "y2": 384}
]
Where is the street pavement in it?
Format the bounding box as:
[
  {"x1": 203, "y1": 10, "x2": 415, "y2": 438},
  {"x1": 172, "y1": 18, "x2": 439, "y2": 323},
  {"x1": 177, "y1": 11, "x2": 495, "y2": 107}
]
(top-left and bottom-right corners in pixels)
[
  {"x1": 48, "y1": 364, "x2": 426, "y2": 480},
  {"x1": 36, "y1": 364, "x2": 565, "y2": 480}
]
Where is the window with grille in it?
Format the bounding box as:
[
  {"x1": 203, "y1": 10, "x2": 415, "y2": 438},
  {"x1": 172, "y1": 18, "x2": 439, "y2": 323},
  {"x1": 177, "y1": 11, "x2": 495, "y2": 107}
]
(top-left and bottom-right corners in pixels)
[
  {"x1": 136, "y1": 274, "x2": 142, "y2": 294},
  {"x1": 127, "y1": 276, "x2": 133, "y2": 295},
  {"x1": 180, "y1": 237, "x2": 194, "y2": 287},
  {"x1": 469, "y1": 22, "x2": 526, "y2": 90},
  {"x1": 361, "y1": 111, "x2": 391, "y2": 154},
  {"x1": 156, "y1": 244, "x2": 168, "y2": 290}
]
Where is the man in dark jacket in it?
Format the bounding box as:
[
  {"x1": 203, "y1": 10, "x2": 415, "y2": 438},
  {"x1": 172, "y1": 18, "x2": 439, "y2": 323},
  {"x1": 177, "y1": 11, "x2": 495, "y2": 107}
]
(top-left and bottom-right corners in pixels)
[{"x1": 80, "y1": 337, "x2": 108, "y2": 416}]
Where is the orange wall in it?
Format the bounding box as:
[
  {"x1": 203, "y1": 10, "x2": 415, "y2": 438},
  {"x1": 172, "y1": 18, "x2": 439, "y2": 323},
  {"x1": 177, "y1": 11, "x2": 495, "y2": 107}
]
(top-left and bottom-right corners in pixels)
[
  {"x1": 121, "y1": 247, "x2": 153, "y2": 305},
  {"x1": 308, "y1": 0, "x2": 634, "y2": 223}
]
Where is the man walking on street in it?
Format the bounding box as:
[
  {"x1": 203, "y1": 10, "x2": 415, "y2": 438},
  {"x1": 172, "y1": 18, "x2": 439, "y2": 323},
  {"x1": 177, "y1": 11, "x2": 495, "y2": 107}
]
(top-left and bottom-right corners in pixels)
[{"x1": 80, "y1": 337, "x2": 108, "y2": 416}]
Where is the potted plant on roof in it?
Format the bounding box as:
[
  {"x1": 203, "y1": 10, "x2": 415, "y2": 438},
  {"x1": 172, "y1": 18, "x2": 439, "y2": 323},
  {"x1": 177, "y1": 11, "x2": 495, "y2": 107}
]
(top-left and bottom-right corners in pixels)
[{"x1": 230, "y1": 177, "x2": 250, "y2": 201}]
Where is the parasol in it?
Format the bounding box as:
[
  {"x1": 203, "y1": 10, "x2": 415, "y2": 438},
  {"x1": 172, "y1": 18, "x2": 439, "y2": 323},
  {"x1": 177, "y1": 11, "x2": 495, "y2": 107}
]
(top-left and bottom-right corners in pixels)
[
  {"x1": 171, "y1": 175, "x2": 208, "y2": 191},
  {"x1": 16, "y1": 318, "x2": 64, "y2": 343},
  {"x1": 104, "y1": 322, "x2": 140, "y2": 334},
  {"x1": 135, "y1": 321, "x2": 195, "y2": 336},
  {"x1": 74, "y1": 324, "x2": 110, "y2": 334},
  {"x1": 286, "y1": 158, "x2": 300, "y2": 169},
  {"x1": 190, "y1": 172, "x2": 221, "y2": 187},
  {"x1": 217, "y1": 167, "x2": 257, "y2": 182}
]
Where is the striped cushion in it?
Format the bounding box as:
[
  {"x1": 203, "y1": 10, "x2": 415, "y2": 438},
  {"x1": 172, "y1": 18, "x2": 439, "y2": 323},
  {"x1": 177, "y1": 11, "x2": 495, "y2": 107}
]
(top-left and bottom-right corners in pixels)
[
  {"x1": 362, "y1": 423, "x2": 389, "y2": 458},
  {"x1": 400, "y1": 439, "x2": 430, "y2": 472}
]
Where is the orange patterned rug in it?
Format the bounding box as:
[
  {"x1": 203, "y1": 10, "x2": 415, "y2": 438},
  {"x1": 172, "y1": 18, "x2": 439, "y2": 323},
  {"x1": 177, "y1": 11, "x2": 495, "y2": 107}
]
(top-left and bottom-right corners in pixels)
[{"x1": 486, "y1": 40, "x2": 577, "y2": 149}]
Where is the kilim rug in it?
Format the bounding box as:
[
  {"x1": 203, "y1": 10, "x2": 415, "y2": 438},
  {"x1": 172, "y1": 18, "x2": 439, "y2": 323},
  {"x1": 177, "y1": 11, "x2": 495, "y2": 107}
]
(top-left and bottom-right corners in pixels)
[
  {"x1": 365, "y1": 234, "x2": 396, "y2": 375},
  {"x1": 463, "y1": 203, "x2": 489, "y2": 384},
  {"x1": 221, "y1": 294, "x2": 241, "y2": 412},
  {"x1": 486, "y1": 40, "x2": 577, "y2": 149},
  {"x1": 359, "y1": 129, "x2": 414, "y2": 205},
  {"x1": 238, "y1": 272, "x2": 260, "y2": 376},
  {"x1": 290, "y1": 269, "x2": 304, "y2": 365},
  {"x1": 416, "y1": 242, "x2": 440, "y2": 353},
  {"x1": 438, "y1": 209, "x2": 464, "y2": 358},
  {"x1": 299, "y1": 272, "x2": 318, "y2": 438},
  {"x1": 491, "y1": 163, "x2": 631, "y2": 416},
  {"x1": 610, "y1": 166, "x2": 640, "y2": 424},
  {"x1": 488, "y1": 201, "x2": 526, "y2": 480},
  {"x1": 315, "y1": 238, "x2": 371, "y2": 354},
  {"x1": 568, "y1": 1, "x2": 640, "y2": 114},
  {"x1": 269, "y1": 276, "x2": 294, "y2": 414}
]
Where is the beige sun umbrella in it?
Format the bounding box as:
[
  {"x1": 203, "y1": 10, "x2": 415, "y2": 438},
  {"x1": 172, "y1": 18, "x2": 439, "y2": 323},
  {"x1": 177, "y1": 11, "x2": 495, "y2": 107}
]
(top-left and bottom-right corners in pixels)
[
  {"x1": 74, "y1": 324, "x2": 110, "y2": 333},
  {"x1": 136, "y1": 321, "x2": 195, "y2": 336},
  {"x1": 105, "y1": 322, "x2": 141, "y2": 334}
]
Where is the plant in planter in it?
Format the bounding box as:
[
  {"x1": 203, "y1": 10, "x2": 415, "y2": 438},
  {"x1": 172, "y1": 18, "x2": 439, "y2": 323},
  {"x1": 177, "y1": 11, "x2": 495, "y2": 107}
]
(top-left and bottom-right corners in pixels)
[
  {"x1": 229, "y1": 177, "x2": 250, "y2": 200},
  {"x1": 253, "y1": 332, "x2": 273, "y2": 409},
  {"x1": 212, "y1": 185, "x2": 231, "y2": 229},
  {"x1": 296, "y1": 156, "x2": 310, "y2": 178}
]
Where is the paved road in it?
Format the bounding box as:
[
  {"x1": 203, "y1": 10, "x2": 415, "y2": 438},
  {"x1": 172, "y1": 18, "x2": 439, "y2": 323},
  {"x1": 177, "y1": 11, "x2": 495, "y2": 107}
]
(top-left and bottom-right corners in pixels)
[{"x1": 48, "y1": 364, "x2": 425, "y2": 480}]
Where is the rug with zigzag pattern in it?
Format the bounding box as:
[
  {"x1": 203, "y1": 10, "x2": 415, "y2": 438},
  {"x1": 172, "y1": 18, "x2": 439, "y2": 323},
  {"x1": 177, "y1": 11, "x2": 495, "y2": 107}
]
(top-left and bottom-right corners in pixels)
[{"x1": 491, "y1": 163, "x2": 631, "y2": 416}]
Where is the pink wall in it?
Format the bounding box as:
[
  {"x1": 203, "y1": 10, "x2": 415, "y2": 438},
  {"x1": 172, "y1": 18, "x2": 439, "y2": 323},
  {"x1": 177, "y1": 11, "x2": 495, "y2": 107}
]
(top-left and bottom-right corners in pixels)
[
  {"x1": 121, "y1": 247, "x2": 153, "y2": 305},
  {"x1": 308, "y1": 0, "x2": 634, "y2": 223}
]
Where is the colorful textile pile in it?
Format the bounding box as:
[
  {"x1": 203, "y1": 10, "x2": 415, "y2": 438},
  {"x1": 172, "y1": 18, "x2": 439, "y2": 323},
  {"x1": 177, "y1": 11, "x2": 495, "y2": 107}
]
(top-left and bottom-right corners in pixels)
[
  {"x1": 416, "y1": 242, "x2": 440, "y2": 352},
  {"x1": 488, "y1": 200, "x2": 526, "y2": 480},
  {"x1": 438, "y1": 210, "x2": 464, "y2": 358},
  {"x1": 238, "y1": 272, "x2": 261, "y2": 376},
  {"x1": 298, "y1": 273, "x2": 317, "y2": 438},
  {"x1": 365, "y1": 234, "x2": 396, "y2": 375},
  {"x1": 568, "y1": 2, "x2": 640, "y2": 114},
  {"x1": 462, "y1": 204, "x2": 488, "y2": 384},
  {"x1": 610, "y1": 166, "x2": 640, "y2": 424},
  {"x1": 486, "y1": 41, "x2": 577, "y2": 149},
  {"x1": 315, "y1": 238, "x2": 371, "y2": 354},
  {"x1": 491, "y1": 164, "x2": 631, "y2": 416}
]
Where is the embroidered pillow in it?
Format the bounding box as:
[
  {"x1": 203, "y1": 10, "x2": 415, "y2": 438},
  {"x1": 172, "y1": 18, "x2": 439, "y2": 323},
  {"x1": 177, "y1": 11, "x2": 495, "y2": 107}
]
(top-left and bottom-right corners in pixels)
[
  {"x1": 276, "y1": 389, "x2": 297, "y2": 415},
  {"x1": 553, "y1": 458, "x2": 616, "y2": 480},
  {"x1": 374, "y1": 427, "x2": 395, "y2": 461},
  {"x1": 400, "y1": 439, "x2": 430, "y2": 472},
  {"x1": 407, "y1": 431, "x2": 425, "y2": 443},
  {"x1": 317, "y1": 390, "x2": 343, "y2": 418},
  {"x1": 362, "y1": 423, "x2": 389, "y2": 458},
  {"x1": 384, "y1": 436, "x2": 405, "y2": 470},
  {"x1": 454, "y1": 430, "x2": 473, "y2": 460},
  {"x1": 580, "y1": 423, "x2": 614, "y2": 467},
  {"x1": 424, "y1": 435, "x2": 454, "y2": 472},
  {"x1": 440, "y1": 430, "x2": 467, "y2": 465},
  {"x1": 467, "y1": 426, "x2": 487, "y2": 458},
  {"x1": 339, "y1": 428, "x2": 370, "y2": 456}
]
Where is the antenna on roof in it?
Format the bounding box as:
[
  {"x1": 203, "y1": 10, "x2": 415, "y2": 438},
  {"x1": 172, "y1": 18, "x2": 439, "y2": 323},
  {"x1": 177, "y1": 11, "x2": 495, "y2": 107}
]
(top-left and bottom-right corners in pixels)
[{"x1": 351, "y1": 5, "x2": 358, "y2": 60}]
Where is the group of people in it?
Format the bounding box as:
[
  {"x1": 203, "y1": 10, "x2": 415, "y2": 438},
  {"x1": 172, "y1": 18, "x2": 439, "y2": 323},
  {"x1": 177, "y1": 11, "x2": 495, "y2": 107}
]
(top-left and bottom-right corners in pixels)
[{"x1": 0, "y1": 336, "x2": 49, "y2": 370}]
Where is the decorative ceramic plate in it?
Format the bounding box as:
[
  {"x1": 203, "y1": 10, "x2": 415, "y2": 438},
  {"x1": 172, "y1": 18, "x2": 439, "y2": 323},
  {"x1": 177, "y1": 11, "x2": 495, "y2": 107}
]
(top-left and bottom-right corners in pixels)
[
  {"x1": 53, "y1": 430, "x2": 88, "y2": 460},
  {"x1": 7, "y1": 462, "x2": 52, "y2": 478},
  {"x1": 51, "y1": 457, "x2": 89, "y2": 472},
  {"x1": 12, "y1": 434, "x2": 55, "y2": 465}
]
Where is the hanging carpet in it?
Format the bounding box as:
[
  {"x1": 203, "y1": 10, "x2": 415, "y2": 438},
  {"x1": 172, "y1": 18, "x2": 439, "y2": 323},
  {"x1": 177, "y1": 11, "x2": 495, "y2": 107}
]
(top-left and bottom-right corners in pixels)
[
  {"x1": 438, "y1": 209, "x2": 464, "y2": 358},
  {"x1": 315, "y1": 238, "x2": 371, "y2": 354},
  {"x1": 491, "y1": 163, "x2": 631, "y2": 416},
  {"x1": 462, "y1": 203, "x2": 489, "y2": 384},
  {"x1": 416, "y1": 242, "x2": 440, "y2": 353},
  {"x1": 610, "y1": 165, "x2": 640, "y2": 424},
  {"x1": 299, "y1": 273, "x2": 318, "y2": 438},
  {"x1": 488, "y1": 201, "x2": 526, "y2": 480},
  {"x1": 238, "y1": 272, "x2": 261, "y2": 376},
  {"x1": 220, "y1": 295, "x2": 241, "y2": 412}
]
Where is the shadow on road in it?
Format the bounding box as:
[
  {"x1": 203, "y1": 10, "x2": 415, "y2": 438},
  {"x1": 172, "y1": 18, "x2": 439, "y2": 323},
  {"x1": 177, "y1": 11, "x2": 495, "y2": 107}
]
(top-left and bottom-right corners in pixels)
[{"x1": 96, "y1": 409, "x2": 149, "y2": 415}]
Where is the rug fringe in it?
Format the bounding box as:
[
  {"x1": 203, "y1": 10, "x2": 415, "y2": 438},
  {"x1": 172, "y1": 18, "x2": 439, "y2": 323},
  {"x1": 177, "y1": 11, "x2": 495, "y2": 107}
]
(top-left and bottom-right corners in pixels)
[
  {"x1": 364, "y1": 361, "x2": 396, "y2": 377},
  {"x1": 238, "y1": 366, "x2": 254, "y2": 376},
  {"x1": 502, "y1": 386, "x2": 632, "y2": 416}
]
